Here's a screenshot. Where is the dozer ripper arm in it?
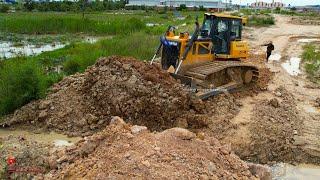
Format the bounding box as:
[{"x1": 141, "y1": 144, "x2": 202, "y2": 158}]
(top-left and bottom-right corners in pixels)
[{"x1": 174, "y1": 21, "x2": 200, "y2": 74}]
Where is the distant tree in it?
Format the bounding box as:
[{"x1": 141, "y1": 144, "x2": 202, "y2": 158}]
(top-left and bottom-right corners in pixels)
[
  {"x1": 0, "y1": 4, "x2": 10, "y2": 13},
  {"x1": 23, "y1": 0, "x2": 35, "y2": 11},
  {"x1": 290, "y1": 7, "x2": 297, "y2": 11},
  {"x1": 79, "y1": 0, "x2": 89, "y2": 18},
  {"x1": 178, "y1": 4, "x2": 186, "y2": 11},
  {"x1": 199, "y1": 5, "x2": 206, "y2": 11}
]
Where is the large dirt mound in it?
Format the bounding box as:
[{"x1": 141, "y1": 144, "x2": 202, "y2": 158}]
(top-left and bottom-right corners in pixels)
[
  {"x1": 3, "y1": 56, "x2": 208, "y2": 136},
  {"x1": 44, "y1": 117, "x2": 263, "y2": 179}
]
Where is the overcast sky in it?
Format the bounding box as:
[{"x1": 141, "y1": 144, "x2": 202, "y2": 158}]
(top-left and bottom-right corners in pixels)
[{"x1": 232, "y1": 0, "x2": 319, "y2": 6}]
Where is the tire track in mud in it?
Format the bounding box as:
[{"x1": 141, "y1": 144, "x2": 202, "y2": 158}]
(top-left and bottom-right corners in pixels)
[{"x1": 227, "y1": 15, "x2": 320, "y2": 164}]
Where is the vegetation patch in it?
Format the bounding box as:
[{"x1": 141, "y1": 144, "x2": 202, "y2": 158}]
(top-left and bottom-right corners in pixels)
[
  {"x1": 248, "y1": 15, "x2": 275, "y2": 26},
  {"x1": 0, "y1": 13, "x2": 145, "y2": 35},
  {"x1": 302, "y1": 44, "x2": 320, "y2": 84}
]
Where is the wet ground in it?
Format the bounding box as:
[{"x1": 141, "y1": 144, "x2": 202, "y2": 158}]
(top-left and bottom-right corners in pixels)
[
  {"x1": 271, "y1": 163, "x2": 320, "y2": 180},
  {"x1": 0, "y1": 129, "x2": 81, "y2": 147}
]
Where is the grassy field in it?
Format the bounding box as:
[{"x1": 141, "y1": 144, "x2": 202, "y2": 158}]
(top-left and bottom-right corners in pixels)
[
  {"x1": 0, "y1": 11, "x2": 197, "y2": 35},
  {"x1": 0, "y1": 11, "x2": 199, "y2": 116},
  {"x1": 302, "y1": 44, "x2": 320, "y2": 84}
]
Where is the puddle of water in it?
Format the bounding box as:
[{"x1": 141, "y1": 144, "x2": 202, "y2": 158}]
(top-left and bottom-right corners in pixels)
[
  {"x1": 83, "y1": 36, "x2": 99, "y2": 44},
  {"x1": 297, "y1": 39, "x2": 320, "y2": 43},
  {"x1": 269, "y1": 53, "x2": 282, "y2": 62},
  {"x1": 53, "y1": 139, "x2": 74, "y2": 147},
  {"x1": 271, "y1": 163, "x2": 320, "y2": 180},
  {"x1": 0, "y1": 129, "x2": 81, "y2": 147},
  {"x1": 281, "y1": 57, "x2": 301, "y2": 76},
  {"x1": 0, "y1": 41, "x2": 66, "y2": 59},
  {"x1": 303, "y1": 104, "x2": 319, "y2": 114},
  {"x1": 146, "y1": 23, "x2": 160, "y2": 27},
  {"x1": 0, "y1": 36, "x2": 100, "y2": 59}
]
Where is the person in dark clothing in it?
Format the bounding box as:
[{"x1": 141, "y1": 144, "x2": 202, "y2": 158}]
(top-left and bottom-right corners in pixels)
[{"x1": 261, "y1": 41, "x2": 274, "y2": 62}]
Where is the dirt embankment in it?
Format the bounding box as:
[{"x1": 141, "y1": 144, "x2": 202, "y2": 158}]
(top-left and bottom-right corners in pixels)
[
  {"x1": 290, "y1": 16, "x2": 320, "y2": 26},
  {"x1": 43, "y1": 117, "x2": 266, "y2": 179}
]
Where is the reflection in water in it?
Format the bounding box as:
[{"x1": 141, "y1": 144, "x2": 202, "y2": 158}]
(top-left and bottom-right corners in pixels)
[
  {"x1": 0, "y1": 41, "x2": 66, "y2": 59},
  {"x1": 281, "y1": 57, "x2": 301, "y2": 76},
  {"x1": 269, "y1": 53, "x2": 282, "y2": 62},
  {"x1": 0, "y1": 36, "x2": 99, "y2": 59}
]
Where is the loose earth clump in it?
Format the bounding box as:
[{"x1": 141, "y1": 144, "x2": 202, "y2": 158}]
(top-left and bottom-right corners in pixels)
[
  {"x1": 243, "y1": 87, "x2": 305, "y2": 164},
  {"x1": 43, "y1": 117, "x2": 264, "y2": 179}
]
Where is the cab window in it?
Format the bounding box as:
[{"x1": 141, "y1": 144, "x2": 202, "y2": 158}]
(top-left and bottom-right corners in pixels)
[{"x1": 231, "y1": 20, "x2": 241, "y2": 39}]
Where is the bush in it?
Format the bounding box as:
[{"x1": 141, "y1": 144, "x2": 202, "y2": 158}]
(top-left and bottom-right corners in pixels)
[
  {"x1": 178, "y1": 4, "x2": 187, "y2": 11},
  {"x1": 63, "y1": 59, "x2": 81, "y2": 75},
  {"x1": 248, "y1": 15, "x2": 275, "y2": 26},
  {"x1": 0, "y1": 4, "x2": 10, "y2": 13},
  {"x1": 0, "y1": 59, "x2": 47, "y2": 115},
  {"x1": 199, "y1": 5, "x2": 206, "y2": 11},
  {"x1": 302, "y1": 44, "x2": 320, "y2": 83}
]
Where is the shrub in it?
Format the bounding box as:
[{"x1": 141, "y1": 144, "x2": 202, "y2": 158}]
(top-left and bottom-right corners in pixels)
[
  {"x1": 199, "y1": 5, "x2": 206, "y2": 11},
  {"x1": 0, "y1": 59, "x2": 47, "y2": 115},
  {"x1": 178, "y1": 4, "x2": 187, "y2": 11},
  {"x1": 248, "y1": 15, "x2": 275, "y2": 26},
  {"x1": 0, "y1": 4, "x2": 10, "y2": 13},
  {"x1": 63, "y1": 59, "x2": 81, "y2": 75},
  {"x1": 302, "y1": 44, "x2": 320, "y2": 83}
]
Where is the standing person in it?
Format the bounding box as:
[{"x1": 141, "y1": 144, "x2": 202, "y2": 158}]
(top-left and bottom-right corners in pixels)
[{"x1": 261, "y1": 41, "x2": 274, "y2": 62}]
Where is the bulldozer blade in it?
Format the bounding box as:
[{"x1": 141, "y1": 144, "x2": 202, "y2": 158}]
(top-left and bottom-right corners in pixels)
[{"x1": 196, "y1": 82, "x2": 240, "y2": 100}]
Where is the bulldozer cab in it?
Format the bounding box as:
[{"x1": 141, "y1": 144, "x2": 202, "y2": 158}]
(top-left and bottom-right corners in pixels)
[{"x1": 201, "y1": 13, "x2": 243, "y2": 55}]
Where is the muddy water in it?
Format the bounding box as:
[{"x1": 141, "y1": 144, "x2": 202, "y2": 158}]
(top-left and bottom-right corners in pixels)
[
  {"x1": 0, "y1": 129, "x2": 81, "y2": 147},
  {"x1": 0, "y1": 36, "x2": 99, "y2": 59},
  {"x1": 0, "y1": 41, "x2": 66, "y2": 59},
  {"x1": 269, "y1": 53, "x2": 282, "y2": 62},
  {"x1": 281, "y1": 57, "x2": 301, "y2": 76},
  {"x1": 271, "y1": 163, "x2": 320, "y2": 180}
]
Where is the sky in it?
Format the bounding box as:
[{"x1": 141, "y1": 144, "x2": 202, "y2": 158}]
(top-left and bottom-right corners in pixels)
[{"x1": 232, "y1": 0, "x2": 319, "y2": 6}]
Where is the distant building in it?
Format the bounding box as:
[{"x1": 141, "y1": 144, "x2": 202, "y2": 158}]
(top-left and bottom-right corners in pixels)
[
  {"x1": 295, "y1": 5, "x2": 320, "y2": 12},
  {"x1": 127, "y1": 0, "x2": 227, "y2": 10},
  {"x1": 250, "y1": 1, "x2": 285, "y2": 9}
]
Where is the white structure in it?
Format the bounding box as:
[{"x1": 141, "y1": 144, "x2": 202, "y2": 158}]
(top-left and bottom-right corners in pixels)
[
  {"x1": 250, "y1": 1, "x2": 285, "y2": 9},
  {"x1": 127, "y1": 0, "x2": 226, "y2": 9}
]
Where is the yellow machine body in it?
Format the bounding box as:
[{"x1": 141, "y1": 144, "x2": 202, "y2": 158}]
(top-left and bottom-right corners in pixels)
[{"x1": 158, "y1": 13, "x2": 259, "y2": 99}]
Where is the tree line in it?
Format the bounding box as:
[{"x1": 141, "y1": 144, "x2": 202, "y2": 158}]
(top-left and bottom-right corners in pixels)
[{"x1": 1, "y1": 0, "x2": 129, "y2": 12}]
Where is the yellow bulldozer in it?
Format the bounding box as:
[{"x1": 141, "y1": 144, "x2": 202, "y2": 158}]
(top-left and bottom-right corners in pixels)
[{"x1": 151, "y1": 13, "x2": 259, "y2": 99}]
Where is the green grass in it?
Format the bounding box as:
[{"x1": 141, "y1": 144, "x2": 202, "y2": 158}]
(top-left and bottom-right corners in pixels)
[
  {"x1": 0, "y1": 32, "x2": 158, "y2": 116},
  {"x1": 248, "y1": 15, "x2": 275, "y2": 27},
  {"x1": 302, "y1": 44, "x2": 320, "y2": 84},
  {"x1": 0, "y1": 11, "x2": 199, "y2": 35},
  {"x1": 0, "y1": 12, "x2": 145, "y2": 35}
]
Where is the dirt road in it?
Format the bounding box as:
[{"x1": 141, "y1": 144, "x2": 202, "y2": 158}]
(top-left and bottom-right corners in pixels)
[{"x1": 223, "y1": 15, "x2": 320, "y2": 164}]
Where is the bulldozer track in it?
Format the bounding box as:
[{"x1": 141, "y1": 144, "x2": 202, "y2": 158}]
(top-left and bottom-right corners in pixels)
[{"x1": 185, "y1": 61, "x2": 259, "y2": 81}]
